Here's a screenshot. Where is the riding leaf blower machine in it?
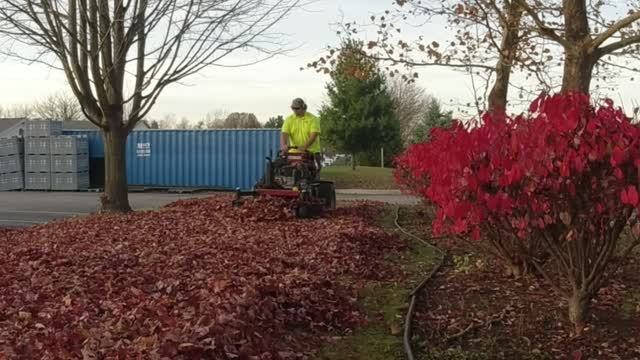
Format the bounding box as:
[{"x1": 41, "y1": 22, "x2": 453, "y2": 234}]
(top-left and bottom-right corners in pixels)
[{"x1": 233, "y1": 147, "x2": 336, "y2": 218}]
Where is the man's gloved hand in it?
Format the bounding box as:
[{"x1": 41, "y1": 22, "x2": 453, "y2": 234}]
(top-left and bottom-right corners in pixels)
[{"x1": 297, "y1": 146, "x2": 308, "y2": 153}]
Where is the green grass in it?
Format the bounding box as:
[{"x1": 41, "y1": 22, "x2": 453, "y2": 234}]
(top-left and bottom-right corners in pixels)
[
  {"x1": 321, "y1": 166, "x2": 396, "y2": 189},
  {"x1": 315, "y1": 206, "x2": 440, "y2": 360}
]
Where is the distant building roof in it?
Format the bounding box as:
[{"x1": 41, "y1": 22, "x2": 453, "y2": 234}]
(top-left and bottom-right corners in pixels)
[{"x1": 0, "y1": 118, "x2": 27, "y2": 135}]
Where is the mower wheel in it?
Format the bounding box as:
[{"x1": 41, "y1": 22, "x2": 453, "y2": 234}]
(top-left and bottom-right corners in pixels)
[
  {"x1": 296, "y1": 205, "x2": 313, "y2": 219},
  {"x1": 316, "y1": 181, "x2": 336, "y2": 209}
]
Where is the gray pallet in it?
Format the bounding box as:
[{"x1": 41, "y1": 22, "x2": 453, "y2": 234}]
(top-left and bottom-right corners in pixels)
[
  {"x1": 25, "y1": 154, "x2": 51, "y2": 173},
  {"x1": 25, "y1": 120, "x2": 63, "y2": 137},
  {"x1": 52, "y1": 153, "x2": 89, "y2": 173},
  {"x1": 26, "y1": 137, "x2": 51, "y2": 154},
  {"x1": 0, "y1": 154, "x2": 24, "y2": 174},
  {"x1": 52, "y1": 172, "x2": 89, "y2": 191},
  {"x1": 0, "y1": 172, "x2": 23, "y2": 191},
  {"x1": 51, "y1": 136, "x2": 89, "y2": 155},
  {"x1": 0, "y1": 137, "x2": 23, "y2": 157},
  {"x1": 25, "y1": 172, "x2": 51, "y2": 190}
]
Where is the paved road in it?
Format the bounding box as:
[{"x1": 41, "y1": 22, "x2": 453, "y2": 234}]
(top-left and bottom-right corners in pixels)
[
  {"x1": 0, "y1": 190, "x2": 418, "y2": 227},
  {"x1": 335, "y1": 192, "x2": 418, "y2": 206}
]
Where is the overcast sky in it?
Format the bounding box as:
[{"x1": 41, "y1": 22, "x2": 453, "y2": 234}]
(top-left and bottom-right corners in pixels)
[{"x1": 0, "y1": 0, "x2": 638, "y2": 124}]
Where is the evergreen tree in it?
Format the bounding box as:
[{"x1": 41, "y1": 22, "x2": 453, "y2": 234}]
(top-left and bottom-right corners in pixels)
[
  {"x1": 320, "y1": 40, "x2": 402, "y2": 169},
  {"x1": 264, "y1": 115, "x2": 285, "y2": 128},
  {"x1": 411, "y1": 98, "x2": 453, "y2": 144}
]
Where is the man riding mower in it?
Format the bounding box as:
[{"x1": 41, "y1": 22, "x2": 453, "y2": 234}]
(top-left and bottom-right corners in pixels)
[{"x1": 233, "y1": 98, "x2": 336, "y2": 217}]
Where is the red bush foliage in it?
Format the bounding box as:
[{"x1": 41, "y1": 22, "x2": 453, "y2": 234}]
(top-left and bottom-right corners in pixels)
[
  {"x1": 0, "y1": 197, "x2": 402, "y2": 359},
  {"x1": 395, "y1": 92, "x2": 640, "y2": 333}
]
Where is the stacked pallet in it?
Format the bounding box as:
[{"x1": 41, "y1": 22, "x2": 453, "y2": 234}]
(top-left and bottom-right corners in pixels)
[
  {"x1": 0, "y1": 137, "x2": 24, "y2": 191},
  {"x1": 51, "y1": 136, "x2": 90, "y2": 190},
  {"x1": 24, "y1": 120, "x2": 62, "y2": 190}
]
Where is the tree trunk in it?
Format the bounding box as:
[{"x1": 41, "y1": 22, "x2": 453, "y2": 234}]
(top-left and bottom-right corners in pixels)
[
  {"x1": 568, "y1": 289, "x2": 591, "y2": 336},
  {"x1": 351, "y1": 153, "x2": 356, "y2": 170},
  {"x1": 561, "y1": 48, "x2": 596, "y2": 93},
  {"x1": 561, "y1": 0, "x2": 595, "y2": 94},
  {"x1": 487, "y1": 2, "x2": 523, "y2": 113},
  {"x1": 101, "y1": 123, "x2": 132, "y2": 213},
  {"x1": 487, "y1": 64, "x2": 510, "y2": 113}
]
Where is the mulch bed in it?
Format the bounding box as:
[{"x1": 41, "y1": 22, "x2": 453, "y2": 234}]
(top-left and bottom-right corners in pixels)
[{"x1": 402, "y1": 207, "x2": 640, "y2": 360}]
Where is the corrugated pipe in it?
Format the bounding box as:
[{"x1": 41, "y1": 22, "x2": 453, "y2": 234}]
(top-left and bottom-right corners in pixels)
[{"x1": 394, "y1": 206, "x2": 448, "y2": 360}]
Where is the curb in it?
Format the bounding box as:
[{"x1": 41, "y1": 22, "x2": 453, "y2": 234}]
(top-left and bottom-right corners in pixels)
[{"x1": 335, "y1": 189, "x2": 403, "y2": 195}]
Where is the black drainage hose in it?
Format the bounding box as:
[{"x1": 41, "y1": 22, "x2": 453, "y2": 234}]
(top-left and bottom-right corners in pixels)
[{"x1": 394, "y1": 206, "x2": 448, "y2": 360}]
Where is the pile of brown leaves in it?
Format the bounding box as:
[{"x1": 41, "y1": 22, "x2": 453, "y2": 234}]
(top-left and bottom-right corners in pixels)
[
  {"x1": 0, "y1": 196, "x2": 402, "y2": 359},
  {"x1": 229, "y1": 197, "x2": 297, "y2": 222},
  {"x1": 0, "y1": 228, "x2": 15, "y2": 238}
]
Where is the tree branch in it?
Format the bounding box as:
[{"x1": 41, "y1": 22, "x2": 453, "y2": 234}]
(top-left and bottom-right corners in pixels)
[
  {"x1": 445, "y1": 307, "x2": 509, "y2": 342},
  {"x1": 591, "y1": 11, "x2": 640, "y2": 50},
  {"x1": 598, "y1": 59, "x2": 640, "y2": 73},
  {"x1": 515, "y1": 0, "x2": 570, "y2": 48},
  {"x1": 597, "y1": 34, "x2": 640, "y2": 58},
  {"x1": 368, "y1": 54, "x2": 496, "y2": 71}
]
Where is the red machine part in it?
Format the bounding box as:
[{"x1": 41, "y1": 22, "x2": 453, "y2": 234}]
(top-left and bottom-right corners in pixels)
[{"x1": 256, "y1": 188, "x2": 300, "y2": 198}]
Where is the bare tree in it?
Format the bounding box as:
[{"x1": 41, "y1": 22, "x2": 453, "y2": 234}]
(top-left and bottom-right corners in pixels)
[
  {"x1": 387, "y1": 76, "x2": 430, "y2": 145},
  {"x1": 516, "y1": 0, "x2": 640, "y2": 93},
  {"x1": 309, "y1": 0, "x2": 559, "y2": 114},
  {"x1": 224, "y1": 112, "x2": 262, "y2": 128},
  {"x1": 34, "y1": 92, "x2": 83, "y2": 121},
  {"x1": 154, "y1": 113, "x2": 177, "y2": 129},
  {"x1": 0, "y1": 103, "x2": 34, "y2": 118},
  {"x1": 193, "y1": 119, "x2": 206, "y2": 129},
  {"x1": 207, "y1": 118, "x2": 226, "y2": 129},
  {"x1": 311, "y1": 0, "x2": 640, "y2": 115},
  {"x1": 176, "y1": 117, "x2": 191, "y2": 129},
  {"x1": 0, "y1": 0, "x2": 302, "y2": 212},
  {"x1": 398, "y1": 0, "x2": 537, "y2": 113},
  {"x1": 203, "y1": 108, "x2": 229, "y2": 128}
]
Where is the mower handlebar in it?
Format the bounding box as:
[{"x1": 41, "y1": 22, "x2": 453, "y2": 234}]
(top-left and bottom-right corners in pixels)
[{"x1": 281, "y1": 146, "x2": 312, "y2": 154}]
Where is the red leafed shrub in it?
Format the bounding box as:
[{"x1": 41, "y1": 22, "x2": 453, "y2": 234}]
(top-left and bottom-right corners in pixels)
[
  {"x1": 394, "y1": 155, "x2": 430, "y2": 200},
  {"x1": 0, "y1": 197, "x2": 403, "y2": 359},
  {"x1": 395, "y1": 92, "x2": 640, "y2": 334}
]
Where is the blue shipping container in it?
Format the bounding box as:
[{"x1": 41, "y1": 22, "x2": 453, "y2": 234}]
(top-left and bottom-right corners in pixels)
[{"x1": 63, "y1": 129, "x2": 281, "y2": 190}]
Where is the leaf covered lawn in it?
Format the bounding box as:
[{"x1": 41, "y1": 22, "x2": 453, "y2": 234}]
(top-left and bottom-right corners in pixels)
[{"x1": 0, "y1": 197, "x2": 404, "y2": 359}]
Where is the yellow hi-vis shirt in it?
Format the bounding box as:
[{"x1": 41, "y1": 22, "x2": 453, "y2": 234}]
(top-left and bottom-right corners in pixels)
[{"x1": 282, "y1": 112, "x2": 321, "y2": 153}]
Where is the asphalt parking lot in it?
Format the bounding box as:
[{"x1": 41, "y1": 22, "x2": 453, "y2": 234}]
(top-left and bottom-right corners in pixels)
[
  {"x1": 0, "y1": 191, "x2": 208, "y2": 227},
  {"x1": 0, "y1": 190, "x2": 418, "y2": 227}
]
